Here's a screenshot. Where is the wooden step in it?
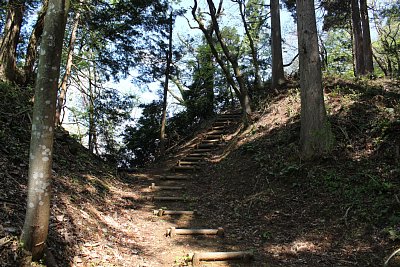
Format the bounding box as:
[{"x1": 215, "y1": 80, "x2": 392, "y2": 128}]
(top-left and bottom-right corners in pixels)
[
  {"x1": 146, "y1": 196, "x2": 185, "y2": 201},
  {"x1": 182, "y1": 156, "x2": 204, "y2": 161},
  {"x1": 153, "y1": 209, "x2": 197, "y2": 216},
  {"x1": 149, "y1": 183, "x2": 184, "y2": 191},
  {"x1": 166, "y1": 227, "x2": 224, "y2": 237},
  {"x1": 191, "y1": 149, "x2": 212, "y2": 153},
  {"x1": 178, "y1": 160, "x2": 203, "y2": 165},
  {"x1": 211, "y1": 126, "x2": 226, "y2": 130},
  {"x1": 213, "y1": 121, "x2": 234, "y2": 126},
  {"x1": 204, "y1": 134, "x2": 222, "y2": 140},
  {"x1": 197, "y1": 143, "x2": 218, "y2": 149},
  {"x1": 190, "y1": 251, "x2": 254, "y2": 266},
  {"x1": 201, "y1": 139, "x2": 221, "y2": 144},
  {"x1": 160, "y1": 175, "x2": 190, "y2": 180},
  {"x1": 173, "y1": 165, "x2": 200, "y2": 172},
  {"x1": 188, "y1": 153, "x2": 208, "y2": 157},
  {"x1": 206, "y1": 130, "x2": 226, "y2": 135}
]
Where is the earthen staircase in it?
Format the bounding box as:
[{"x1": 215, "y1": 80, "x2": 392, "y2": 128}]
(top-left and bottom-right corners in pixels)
[{"x1": 142, "y1": 112, "x2": 255, "y2": 266}]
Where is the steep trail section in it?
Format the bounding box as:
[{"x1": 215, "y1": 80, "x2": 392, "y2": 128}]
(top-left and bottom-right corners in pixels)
[{"x1": 141, "y1": 112, "x2": 256, "y2": 266}]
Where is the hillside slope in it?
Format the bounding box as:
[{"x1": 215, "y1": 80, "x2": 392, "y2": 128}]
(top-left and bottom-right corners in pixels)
[{"x1": 1, "y1": 77, "x2": 400, "y2": 266}]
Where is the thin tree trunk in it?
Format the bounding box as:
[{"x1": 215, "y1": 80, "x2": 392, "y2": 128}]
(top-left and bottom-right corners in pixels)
[
  {"x1": 359, "y1": 0, "x2": 374, "y2": 74},
  {"x1": 296, "y1": 0, "x2": 333, "y2": 160},
  {"x1": 271, "y1": 0, "x2": 285, "y2": 89},
  {"x1": 237, "y1": 0, "x2": 261, "y2": 91},
  {"x1": 21, "y1": 0, "x2": 69, "y2": 260},
  {"x1": 24, "y1": 0, "x2": 48, "y2": 86},
  {"x1": 160, "y1": 12, "x2": 173, "y2": 156},
  {"x1": 0, "y1": 0, "x2": 25, "y2": 82},
  {"x1": 351, "y1": 0, "x2": 365, "y2": 76},
  {"x1": 56, "y1": 10, "x2": 81, "y2": 126},
  {"x1": 205, "y1": 0, "x2": 252, "y2": 122}
]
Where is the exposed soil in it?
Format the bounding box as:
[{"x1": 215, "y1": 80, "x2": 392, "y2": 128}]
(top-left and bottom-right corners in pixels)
[{"x1": 1, "y1": 77, "x2": 400, "y2": 267}]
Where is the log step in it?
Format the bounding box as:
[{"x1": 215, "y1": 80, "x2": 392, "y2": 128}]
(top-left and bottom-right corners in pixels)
[
  {"x1": 182, "y1": 156, "x2": 204, "y2": 161},
  {"x1": 188, "y1": 153, "x2": 208, "y2": 157},
  {"x1": 153, "y1": 209, "x2": 197, "y2": 216},
  {"x1": 197, "y1": 143, "x2": 218, "y2": 149},
  {"x1": 166, "y1": 227, "x2": 224, "y2": 237},
  {"x1": 201, "y1": 139, "x2": 221, "y2": 144},
  {"x1": 191, "y1": 149, "x2": 212, "y2": 153},
  {"x1": 178, "y1": 160, "x2": 203, "y2": 166},
  {"x1": 190, "y1": 251, "x2": 254, "y2": 266},
  {"x1": 174, "y1": 165, "x2": 200, "y2": 172},
  {"x1": 213, "y1": 121, "x2": 233, "y2": 126},
  {"x1": 160, "y1": 175, "x2": 190, "y2": 180},
  {"x1": 146, "y1": 196, "x2": 185, "y2": 201},
  {"x1": 206, "y1": 130, "x2": 225, "y2": 135},
  {"x1": 149, "y1": 183, "x2": 184, "y2": 191},
  {"x1": 204, "y1": 134, "x2": 222, "y2": 140}
]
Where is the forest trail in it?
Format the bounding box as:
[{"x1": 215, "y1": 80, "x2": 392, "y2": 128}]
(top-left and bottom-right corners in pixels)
[
  {"x1": 2, "y1": 79, "x2": 400, "y2": 267},
  {"x1": 135, "y1": 111, "x2": 258, "y2": 266}
]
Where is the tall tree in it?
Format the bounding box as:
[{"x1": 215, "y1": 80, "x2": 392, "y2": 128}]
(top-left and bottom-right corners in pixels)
[
  {"x1": 234, "y1": 0, "x2": 262, "y2": 90},
  {"x1": 23, "y1": 0, "x2": 48, "y2": 85},
  {"x1": 193, "y1": 0, "x2": 252, "y2": 123},
  {"x1": 360, "y1": 0, "x2": 374, "y2": 74},
  {"x1": 271, "y1": 0, "x2": 285, "y2": 88},
  {"x1": 351, "y1": 0, "x2": 365, "y2": 76},
  {"x1": 20, "y1": 0, "x2": 69, "y2": 261},
  {"x1": 0, "y1": 0, "x2": 25, "y2": 82},
  {"x1": 56, "y1": 7, "x2": 81, "y2": 126},
  {"x1": 296, "y1": 0, "x2": 333, "y2": 159},
  {"x1": 159, "y1": 12, "x2": 173, "y2": 156}
]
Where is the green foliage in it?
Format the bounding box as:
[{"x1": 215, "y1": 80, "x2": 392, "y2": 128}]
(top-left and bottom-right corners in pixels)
[
  {"x1": 323, "y1": 29, "x2": 353, "y2": 76},
  {"x1": 372, "y1": 2, "x2": 400, "y2": 78}
]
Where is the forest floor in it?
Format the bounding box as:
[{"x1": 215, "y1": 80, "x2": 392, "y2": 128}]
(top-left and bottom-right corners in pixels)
[{"x1": 1, "y1": 77, "x2": 400, "y2": 267}]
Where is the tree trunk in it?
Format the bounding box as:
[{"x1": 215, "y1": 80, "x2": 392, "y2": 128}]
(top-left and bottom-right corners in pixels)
[
  {"x1": 56, "y1": 10, "x2": 81, "y2": 126},
  {"x1": 237, "y1": 0, "x2": 261, "y2": 91},
  {"x1": 160, "y1": 12, "x2": 173, "y2": 156},
  {"x1": 21, "y1": 0, "x2": 69, "y2": 261},
  {"x1": 351, "y1": 0, "x2": 365, "y2": 76},
  {"x1": 205, "y1": 0, "x2": 252, "y2": 121},
  {"x1": 0, "y1": 0, "x2": 25, "y2": 83},
  {"x1": 296, "y1": 0, "x2": 333, "y2": 160},
  {"x1": 271, "y1": 0, "x2": 285, "y2": 89},
  {"x1": 359, "y1": 0, "x2": 374, "y2": 74},
  {"x1": 24, "y1": 0, "x2": 48, "y2": 86}
]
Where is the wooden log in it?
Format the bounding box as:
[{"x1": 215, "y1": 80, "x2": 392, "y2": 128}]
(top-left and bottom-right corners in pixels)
[
  {"x1": 206, "y1": 130, "x2": 226, "y2": 135},
  {"x1": 146, "y1": 196, "x2": 185, "y2": 201},
  {"x1": 149, "y1": 183, "x2": 184, "y2": 191},
  {"x1": 188, "y1": 153, "x2": 208, "y2": 157},
  {"x1": 191, "y1": 149, "x2": 212, "y2": 153},
  {"x1": 153, "y1": 209, "x2": 197, "y2": 216},
  {"x1": 160, "y1": 175, "x2": 190, "y2": 180},
  {"x1": 173, "y1": 165, "x2": 200, "y2": 172},
  {"x1": 213, "y1": 121, "x2": 232, "y2": 126},
  {"x1": 191, "y1": 251, "x2": 254, "y2": 266},
  {"x1": 166, "y1": 227, "x2": 224, "y2": 237},
  {"x1": 205, "y1": 134, "x2": 222, "y2": 140},
  {"x1": 201, "y1": 139, "x2": 221, "y2": 144},
  {"x1": 197, "y1": 143, "x2": 217, "y2": 149},
  {"x1": 182, "y1": 157, "x2": 204, "y2": 161},
  {"x1": 178, "y1": 160, "x2": 202, "y2": 166}
]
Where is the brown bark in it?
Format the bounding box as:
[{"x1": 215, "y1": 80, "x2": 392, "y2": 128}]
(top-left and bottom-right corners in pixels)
[
  {"x1": 351, "y1": 0, "x2": 365, "y2": 76},
  {"x1": 159, "y1": 12, "x2": 173, "y2": 156},
  {"x1": 24, "y1": 0, "x2": 48, "y2": 86},
  {"x1": 0, "y1": 0, "x2": 25, "y2": 82},
  {"x1": 359, "y1": 0, "x2": 374, "y2": 74},
  {"x1": 237, "y1": 0, "x2": 261, "y2": 90},
  {"x1": 203, "y1": 0, "x2": 252, "y2": 122},
  {"x1": 296, "y1": 0, "x2": 333, "y2": 160},
  {"x1": 56, "y1": 10, "x2": 81, "y2": 126},
  {"x1": 271, "y1": 0, "x2": 285, "y2": 89},
  {"x1": 21, "y1": 0, "x2": 69, "y2": 260}
]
